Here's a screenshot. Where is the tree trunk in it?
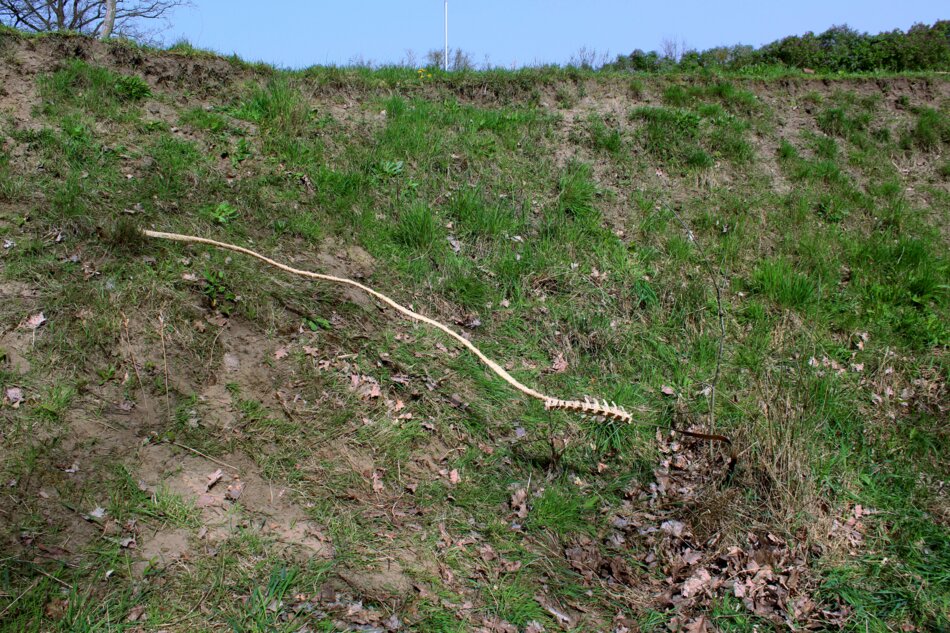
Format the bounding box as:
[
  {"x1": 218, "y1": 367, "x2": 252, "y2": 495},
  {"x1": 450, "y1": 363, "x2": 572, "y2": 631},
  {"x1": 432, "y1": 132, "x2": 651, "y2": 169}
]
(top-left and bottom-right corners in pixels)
[{"x1": 99, "y1": 0, "x2": 116, "y2": 38}]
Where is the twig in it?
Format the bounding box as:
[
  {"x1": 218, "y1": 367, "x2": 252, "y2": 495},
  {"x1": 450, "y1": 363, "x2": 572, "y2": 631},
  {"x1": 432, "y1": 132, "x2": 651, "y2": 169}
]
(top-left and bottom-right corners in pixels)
[
  {"x1": 121, "y1": 313, "x2": 151, "y2": 424},
  {"x1": 170, "y1": 441, "x2": 239, "y2": 472},
  {"x1": 0, "y1": 578, "x2": 38, "y2": 619},
  {"x1": 157, "y1": 312, "x2": 171, "y2": 420},
  {"x1": 164, "y1": 581, "x2": 214, "y2": 627},
  {"x1": 274, "y1": 391, "x2": 300, "y2": 425},
  {"x1": 203, "y1": 323, "x2": 225, "y2": 384},
  {"x1": 665, "y1": 206, "x2": 727, "y2": 440},
  {"x1": 13, "y1": 560, "x2": 71, "y2": 588}
]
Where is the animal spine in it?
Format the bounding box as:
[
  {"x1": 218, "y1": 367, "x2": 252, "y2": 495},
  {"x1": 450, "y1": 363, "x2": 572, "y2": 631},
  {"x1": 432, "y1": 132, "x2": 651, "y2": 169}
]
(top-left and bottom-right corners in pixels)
[
  {"x1": 543, "y1": 396, "x2": 632, "y2": 423},
  {"x1": 143, "y1": 229, "x2": 633, "y2": 424}
]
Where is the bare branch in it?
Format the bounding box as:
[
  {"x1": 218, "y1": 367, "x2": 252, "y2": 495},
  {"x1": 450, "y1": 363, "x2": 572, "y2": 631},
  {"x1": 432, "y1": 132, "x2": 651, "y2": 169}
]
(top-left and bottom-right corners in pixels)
[{"x1": 0, "y1": 0, "x2": 188, "y2": 38}]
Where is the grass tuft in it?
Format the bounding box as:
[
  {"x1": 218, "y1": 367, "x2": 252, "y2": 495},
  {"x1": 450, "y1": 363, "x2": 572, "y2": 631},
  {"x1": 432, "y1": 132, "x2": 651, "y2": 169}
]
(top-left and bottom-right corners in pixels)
[{"x1": 751, "y1": 259, "x2": 818, "y2": 309}]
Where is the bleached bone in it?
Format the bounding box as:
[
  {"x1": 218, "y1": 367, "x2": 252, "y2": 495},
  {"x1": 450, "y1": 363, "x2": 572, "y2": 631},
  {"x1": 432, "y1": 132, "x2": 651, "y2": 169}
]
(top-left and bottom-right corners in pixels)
[{"x1": 143, "y1": 229, "x2": 634, "y2": 425}]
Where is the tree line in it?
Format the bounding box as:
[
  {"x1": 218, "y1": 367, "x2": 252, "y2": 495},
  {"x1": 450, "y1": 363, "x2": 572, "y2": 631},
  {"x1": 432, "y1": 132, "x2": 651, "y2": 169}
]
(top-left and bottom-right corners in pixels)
[
  {"x1": 1, "y1": 5, "x2": 946, "y2": 74},
  {"x1": 605, "y1": 22, "x2": 950, "y2": 74}
]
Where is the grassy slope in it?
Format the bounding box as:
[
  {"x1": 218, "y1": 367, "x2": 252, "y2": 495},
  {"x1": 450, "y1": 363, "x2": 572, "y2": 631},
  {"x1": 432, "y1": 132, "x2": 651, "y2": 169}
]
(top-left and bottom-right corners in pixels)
[{"x1": 0, "y1": 32, "x2": 948, "y2": 632}]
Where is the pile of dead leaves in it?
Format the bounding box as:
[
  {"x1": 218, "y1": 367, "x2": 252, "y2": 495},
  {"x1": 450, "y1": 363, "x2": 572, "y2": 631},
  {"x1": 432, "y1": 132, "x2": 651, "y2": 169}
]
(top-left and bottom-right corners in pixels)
[{"x1": 558, "y1": 428, "x2": 852, "y2": 630}]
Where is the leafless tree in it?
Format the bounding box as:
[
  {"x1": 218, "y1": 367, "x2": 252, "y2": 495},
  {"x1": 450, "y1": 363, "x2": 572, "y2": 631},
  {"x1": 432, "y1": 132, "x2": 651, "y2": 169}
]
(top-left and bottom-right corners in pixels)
[
  {"x1": 568, "y1": 46, "x2": 610, "y2": 69},
  {"x1": 451, "y1": 48, "x2": 474, "y2": 71},
  {"x1": 425, "y1": 47, "x2": 474, "y2": 71},
  {"x1": 0, "y1": 0, "x2": 188, "y2": 39},
  {"x1": 660, "y1": 36, "x2": 689, "y2": 62}
]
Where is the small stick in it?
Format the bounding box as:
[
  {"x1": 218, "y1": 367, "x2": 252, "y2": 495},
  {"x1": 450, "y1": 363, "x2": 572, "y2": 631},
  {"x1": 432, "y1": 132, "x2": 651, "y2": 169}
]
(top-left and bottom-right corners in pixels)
[
  {"x1": 121, "y1": 312, "x2": 151, "y2": 423},
  {"x1": 157, "y1": 312, "x2": 171, "y2": 420},
  {"x1": 171, "y1": 441, "x2": 239, "y2": 472},
  {"x1": 0, "y1": 578, "x2": 38, "y2": 619},
  {"x1": 203, "y1": 324, "x2": 225, "y2": 383},
  {"x1": 665, "y1": 207, "x2": 726, "y2": 441},
  {"x1": 13, "y1": 560, "x2": 71, "y2": 588}
]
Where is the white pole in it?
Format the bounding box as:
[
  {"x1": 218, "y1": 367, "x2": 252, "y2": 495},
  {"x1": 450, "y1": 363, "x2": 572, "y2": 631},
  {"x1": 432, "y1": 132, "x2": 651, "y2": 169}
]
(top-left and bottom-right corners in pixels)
[{"x1": 444, "y1": 0, "x2": 449, "y2": 71}]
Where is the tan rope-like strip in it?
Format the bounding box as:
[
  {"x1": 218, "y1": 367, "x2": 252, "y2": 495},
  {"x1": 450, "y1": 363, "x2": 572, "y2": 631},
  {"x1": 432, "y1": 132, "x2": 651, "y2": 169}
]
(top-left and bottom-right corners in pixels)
[{"x1": 143, "y1": 229, "x2": 633, "y2": 423}]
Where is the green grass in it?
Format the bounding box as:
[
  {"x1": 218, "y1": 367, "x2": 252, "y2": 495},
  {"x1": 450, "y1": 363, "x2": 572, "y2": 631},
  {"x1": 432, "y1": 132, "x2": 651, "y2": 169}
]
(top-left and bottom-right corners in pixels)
[
  {"x1": 39, "y1": 59, "x2": 149, "y2": 121},
  {"x1": 525, "y1": 482, "x2": 599, "y2": 536},
  {"x1": 0, "y1": 39, "x2": 948, "y2": 633},
  {"x1": 631, "y1": 100, "x2": 753, "y2": 168},
  {"x1": 586, "y1": 113, "x2": 624, "y2": 154},
  {"x1": 902, "y1": 106, "x2": 950, "y2": 151},
  {"x1": 751, "y1": 259, "x2": 819, "y2": 309}
]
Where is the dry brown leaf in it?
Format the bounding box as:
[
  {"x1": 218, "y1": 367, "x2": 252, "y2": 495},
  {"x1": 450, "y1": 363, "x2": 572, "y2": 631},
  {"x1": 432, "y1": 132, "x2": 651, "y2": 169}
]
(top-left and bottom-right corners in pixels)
[
  {"x1": 479, "y1": 544, "x2": 497, "y2": 562},
  {"x1": 681, "y1": 568, "x2": 712, "y2": 598},
  {"x1": 511, "y1": 488, "x2": 529, "y2": 519},
  {"x1": 225, "y1": 480, "x2": 245, "y2": 501},
  {"x1": 501, "y1": 559, "x2": 522, "y2": 573},
  {"x1": 353, "y1": 375, "x2": 382, "y2": 399},
  {"x1": 550, "y1": 352, "x2": 568, "y2": 373},
  {"x1": 273, "y1": 347, "x2": 289, "y2": 360},
  {"x1": 660, "y1": 520, "x2": 686, "y2": 537}
]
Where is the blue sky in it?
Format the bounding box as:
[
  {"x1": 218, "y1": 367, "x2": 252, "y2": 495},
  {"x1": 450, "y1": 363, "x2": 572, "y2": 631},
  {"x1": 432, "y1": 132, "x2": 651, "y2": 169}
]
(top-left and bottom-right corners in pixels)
[{"x1": 164, "y1": 1, "x2": 947, "y2": 68}]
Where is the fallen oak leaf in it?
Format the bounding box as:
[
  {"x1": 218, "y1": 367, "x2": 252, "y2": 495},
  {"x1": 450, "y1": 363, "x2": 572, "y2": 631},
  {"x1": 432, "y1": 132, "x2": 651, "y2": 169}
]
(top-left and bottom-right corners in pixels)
[
  {"x1": 681, "y1": 567, "x2": 713, "y2": 598},
  {"x1": 550, "y1": 352, "x2": 568, "y2": 373},
  {"x1": 510, "y1": 488, "x2": 529, "y2": 519},
  {"x1": 125, "y1": 604, "x2": 147, "y2": 623}
]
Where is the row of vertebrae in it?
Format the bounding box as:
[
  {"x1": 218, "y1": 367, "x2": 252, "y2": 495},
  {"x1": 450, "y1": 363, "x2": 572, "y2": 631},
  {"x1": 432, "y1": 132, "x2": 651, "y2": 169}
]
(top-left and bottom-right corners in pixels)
[{"x1": 543, "y1": 396, "x2": 633, "y2": 423}]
